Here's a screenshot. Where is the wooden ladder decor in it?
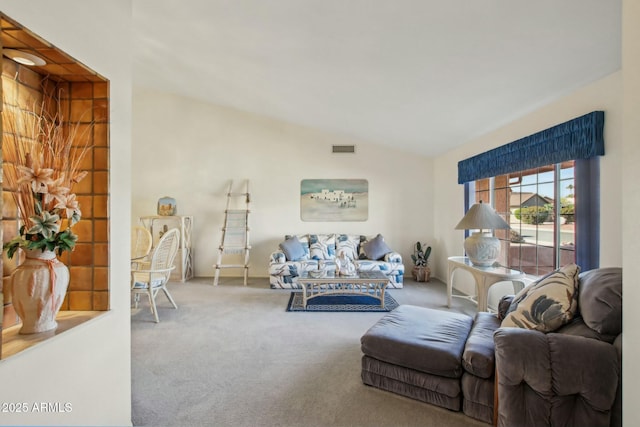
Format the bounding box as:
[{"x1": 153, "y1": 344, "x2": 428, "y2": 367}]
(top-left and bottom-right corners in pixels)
[{"x1": 213, "y1": 180, "x2": 251, "y2": 286}]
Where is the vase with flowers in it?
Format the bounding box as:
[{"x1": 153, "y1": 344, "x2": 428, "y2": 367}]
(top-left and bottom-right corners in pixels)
[{"x1": 2, "y1": 95, "x2": 91, "y2": 334}]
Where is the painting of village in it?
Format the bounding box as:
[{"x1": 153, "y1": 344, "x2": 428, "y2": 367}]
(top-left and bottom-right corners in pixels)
[{"x1": 300, "y1": 179, "x2": 368, "y2": 221}]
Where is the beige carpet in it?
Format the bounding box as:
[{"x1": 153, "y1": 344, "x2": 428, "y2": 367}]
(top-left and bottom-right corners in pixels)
[{"x1": 131, "y1": 276, "x2": 487, "y2": 427}]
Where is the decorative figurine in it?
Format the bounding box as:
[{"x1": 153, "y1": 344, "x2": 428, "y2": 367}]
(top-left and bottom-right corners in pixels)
[{"x1": 336, "y1": 251, "x2": 356, "y2": 276}]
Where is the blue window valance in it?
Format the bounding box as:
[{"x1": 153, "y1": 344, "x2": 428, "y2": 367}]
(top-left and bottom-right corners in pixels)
[{"x1": 458, "y1": 111, "x2": 605, "y2": 184}]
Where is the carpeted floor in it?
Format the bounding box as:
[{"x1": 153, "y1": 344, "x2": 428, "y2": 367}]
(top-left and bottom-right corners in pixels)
[{"x1": 131, "y1": 277, "x2": 486, "y2": 427}]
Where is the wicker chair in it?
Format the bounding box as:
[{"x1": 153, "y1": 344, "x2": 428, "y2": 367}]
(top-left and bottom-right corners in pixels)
[
  {"x1": 131, "y1": 226, "x2": 153, "y2": 261},
  {"x1": 131, "y1": 228, "x2": 180, "y2": 322}
]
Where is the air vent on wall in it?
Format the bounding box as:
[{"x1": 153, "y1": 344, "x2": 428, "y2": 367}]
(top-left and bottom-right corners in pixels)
[{"x1": 332, "y1": 145, "x2": 356, "y2": 154}]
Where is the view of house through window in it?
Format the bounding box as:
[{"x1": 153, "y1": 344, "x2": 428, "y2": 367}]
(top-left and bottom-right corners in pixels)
[{"x1": 471, "y1": 160, "x2": 575, "y2": 276}]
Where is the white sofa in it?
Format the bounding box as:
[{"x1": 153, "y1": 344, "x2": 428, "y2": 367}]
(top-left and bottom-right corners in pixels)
[{"x1": 268, "y1": 233, "x2": 404, "y2": 289}]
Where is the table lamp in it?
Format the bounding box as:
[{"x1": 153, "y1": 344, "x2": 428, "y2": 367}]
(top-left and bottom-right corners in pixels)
[{"x1": 455, "y1": 201, "x2": 510, "y2": 267}]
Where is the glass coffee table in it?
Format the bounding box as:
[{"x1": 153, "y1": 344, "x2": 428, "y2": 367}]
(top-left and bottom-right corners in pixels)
[{"x1": 295, "y1": 270, "x2": 390, "y2": 309}]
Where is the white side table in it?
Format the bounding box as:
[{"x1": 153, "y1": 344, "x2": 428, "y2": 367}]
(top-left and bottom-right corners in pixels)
[{"x1": 447, "y1": 256, "x2": 526, "y2": 312}]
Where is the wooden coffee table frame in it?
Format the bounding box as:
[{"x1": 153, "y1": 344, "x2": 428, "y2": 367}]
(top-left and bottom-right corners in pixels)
[{"x1": 295, "y1": 270, "x2": 390, "y2": 309}]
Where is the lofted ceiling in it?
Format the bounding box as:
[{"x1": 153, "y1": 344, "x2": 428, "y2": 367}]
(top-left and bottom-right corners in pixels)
[{"x1": 132, "y1": 0, "x2": 621, "y2": 157}]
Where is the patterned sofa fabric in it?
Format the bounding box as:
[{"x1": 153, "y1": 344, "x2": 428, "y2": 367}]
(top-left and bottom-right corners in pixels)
[{"x1": 269, "y1": 233, "x2": 404, "y2": 289}]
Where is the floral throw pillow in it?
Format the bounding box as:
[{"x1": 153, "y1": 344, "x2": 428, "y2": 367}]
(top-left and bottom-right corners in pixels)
[
  {"x1": 309, "y1": 234, "x2": 336, "y2": 260},
  {"x1": 501, "y1": 263, "x2": 580, "y2": 332},
  {"x1": 335, "y1": 234, "x2": 359, "y2": 261}
]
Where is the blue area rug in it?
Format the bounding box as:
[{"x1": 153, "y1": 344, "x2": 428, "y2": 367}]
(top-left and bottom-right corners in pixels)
[{"x1": 286, "y1": 291, "x2": 398, "y2": 312}]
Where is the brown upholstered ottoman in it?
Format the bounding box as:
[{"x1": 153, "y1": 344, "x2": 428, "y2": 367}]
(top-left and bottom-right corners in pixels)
[{"x1": 360, "y1": 305, "x2": 473, "y2": 411}]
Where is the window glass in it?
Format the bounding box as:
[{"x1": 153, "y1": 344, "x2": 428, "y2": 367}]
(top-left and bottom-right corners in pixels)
[{"x1": 472, "y1": 161, "x2": 575, "y2": 276}]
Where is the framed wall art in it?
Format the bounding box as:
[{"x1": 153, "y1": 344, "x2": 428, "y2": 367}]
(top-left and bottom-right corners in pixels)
[{"x1": 300, "y1": 179, "x2": 368, "y2": 221}]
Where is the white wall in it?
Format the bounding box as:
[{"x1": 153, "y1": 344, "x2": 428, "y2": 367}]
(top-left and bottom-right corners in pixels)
[
  {"x1": 622, "y1": 0, "x2": 640, "y2": 423},
  {"x1": 132, "y1": 89, "x2": 434, "y2": 279},
  {"x1": 0, "y1": 1, "x2": 132, "y2": 426},
  {"x1": 432, "y1": 71, "x2": 623, "y2": 297}
]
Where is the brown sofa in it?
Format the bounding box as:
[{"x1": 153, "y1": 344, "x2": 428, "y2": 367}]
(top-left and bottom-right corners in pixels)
[{"x1": 360, "y1": 267, "x2": 622, "y2": 426}]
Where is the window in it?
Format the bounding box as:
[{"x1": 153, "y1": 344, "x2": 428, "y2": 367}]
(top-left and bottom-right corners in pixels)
[
  {"x1": 469, "y1": 161, "x2": 576, "y2": 276},
  {"x1": 458, "y1": 111, "x2": 604, "y2": 274}
]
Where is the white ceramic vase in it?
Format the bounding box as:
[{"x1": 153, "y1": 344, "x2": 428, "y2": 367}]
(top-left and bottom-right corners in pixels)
[
  {"x1": 464, "y1": 231, "x2": 501, "y2": 267},
  {"x1": 11, "y1": 249, "x2": 70, "y2": 334}
]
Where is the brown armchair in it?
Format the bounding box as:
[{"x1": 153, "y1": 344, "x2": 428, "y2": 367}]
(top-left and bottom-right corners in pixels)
[{"x1": 494, "y1": 267, "x2": 622, "y2": 427}]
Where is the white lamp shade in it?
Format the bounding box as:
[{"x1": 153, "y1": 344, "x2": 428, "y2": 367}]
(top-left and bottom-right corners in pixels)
[{"x1": 455, "y1": 201, "x2": 510, "y2": 231}]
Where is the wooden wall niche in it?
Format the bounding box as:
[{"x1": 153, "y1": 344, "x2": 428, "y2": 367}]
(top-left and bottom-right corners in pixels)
[{"x1": 1, "y1": 13, "x2": 110, "y2": 332}]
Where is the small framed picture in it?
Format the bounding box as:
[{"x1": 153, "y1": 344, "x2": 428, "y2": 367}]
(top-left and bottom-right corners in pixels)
[{"x1": 157, "y1": 196, "x2": 177, "y2": 216}]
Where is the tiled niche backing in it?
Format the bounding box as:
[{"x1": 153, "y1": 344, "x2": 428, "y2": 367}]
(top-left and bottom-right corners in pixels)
[{"x1": 1, "y1": 56, "x2": 110, "y2": 325}]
